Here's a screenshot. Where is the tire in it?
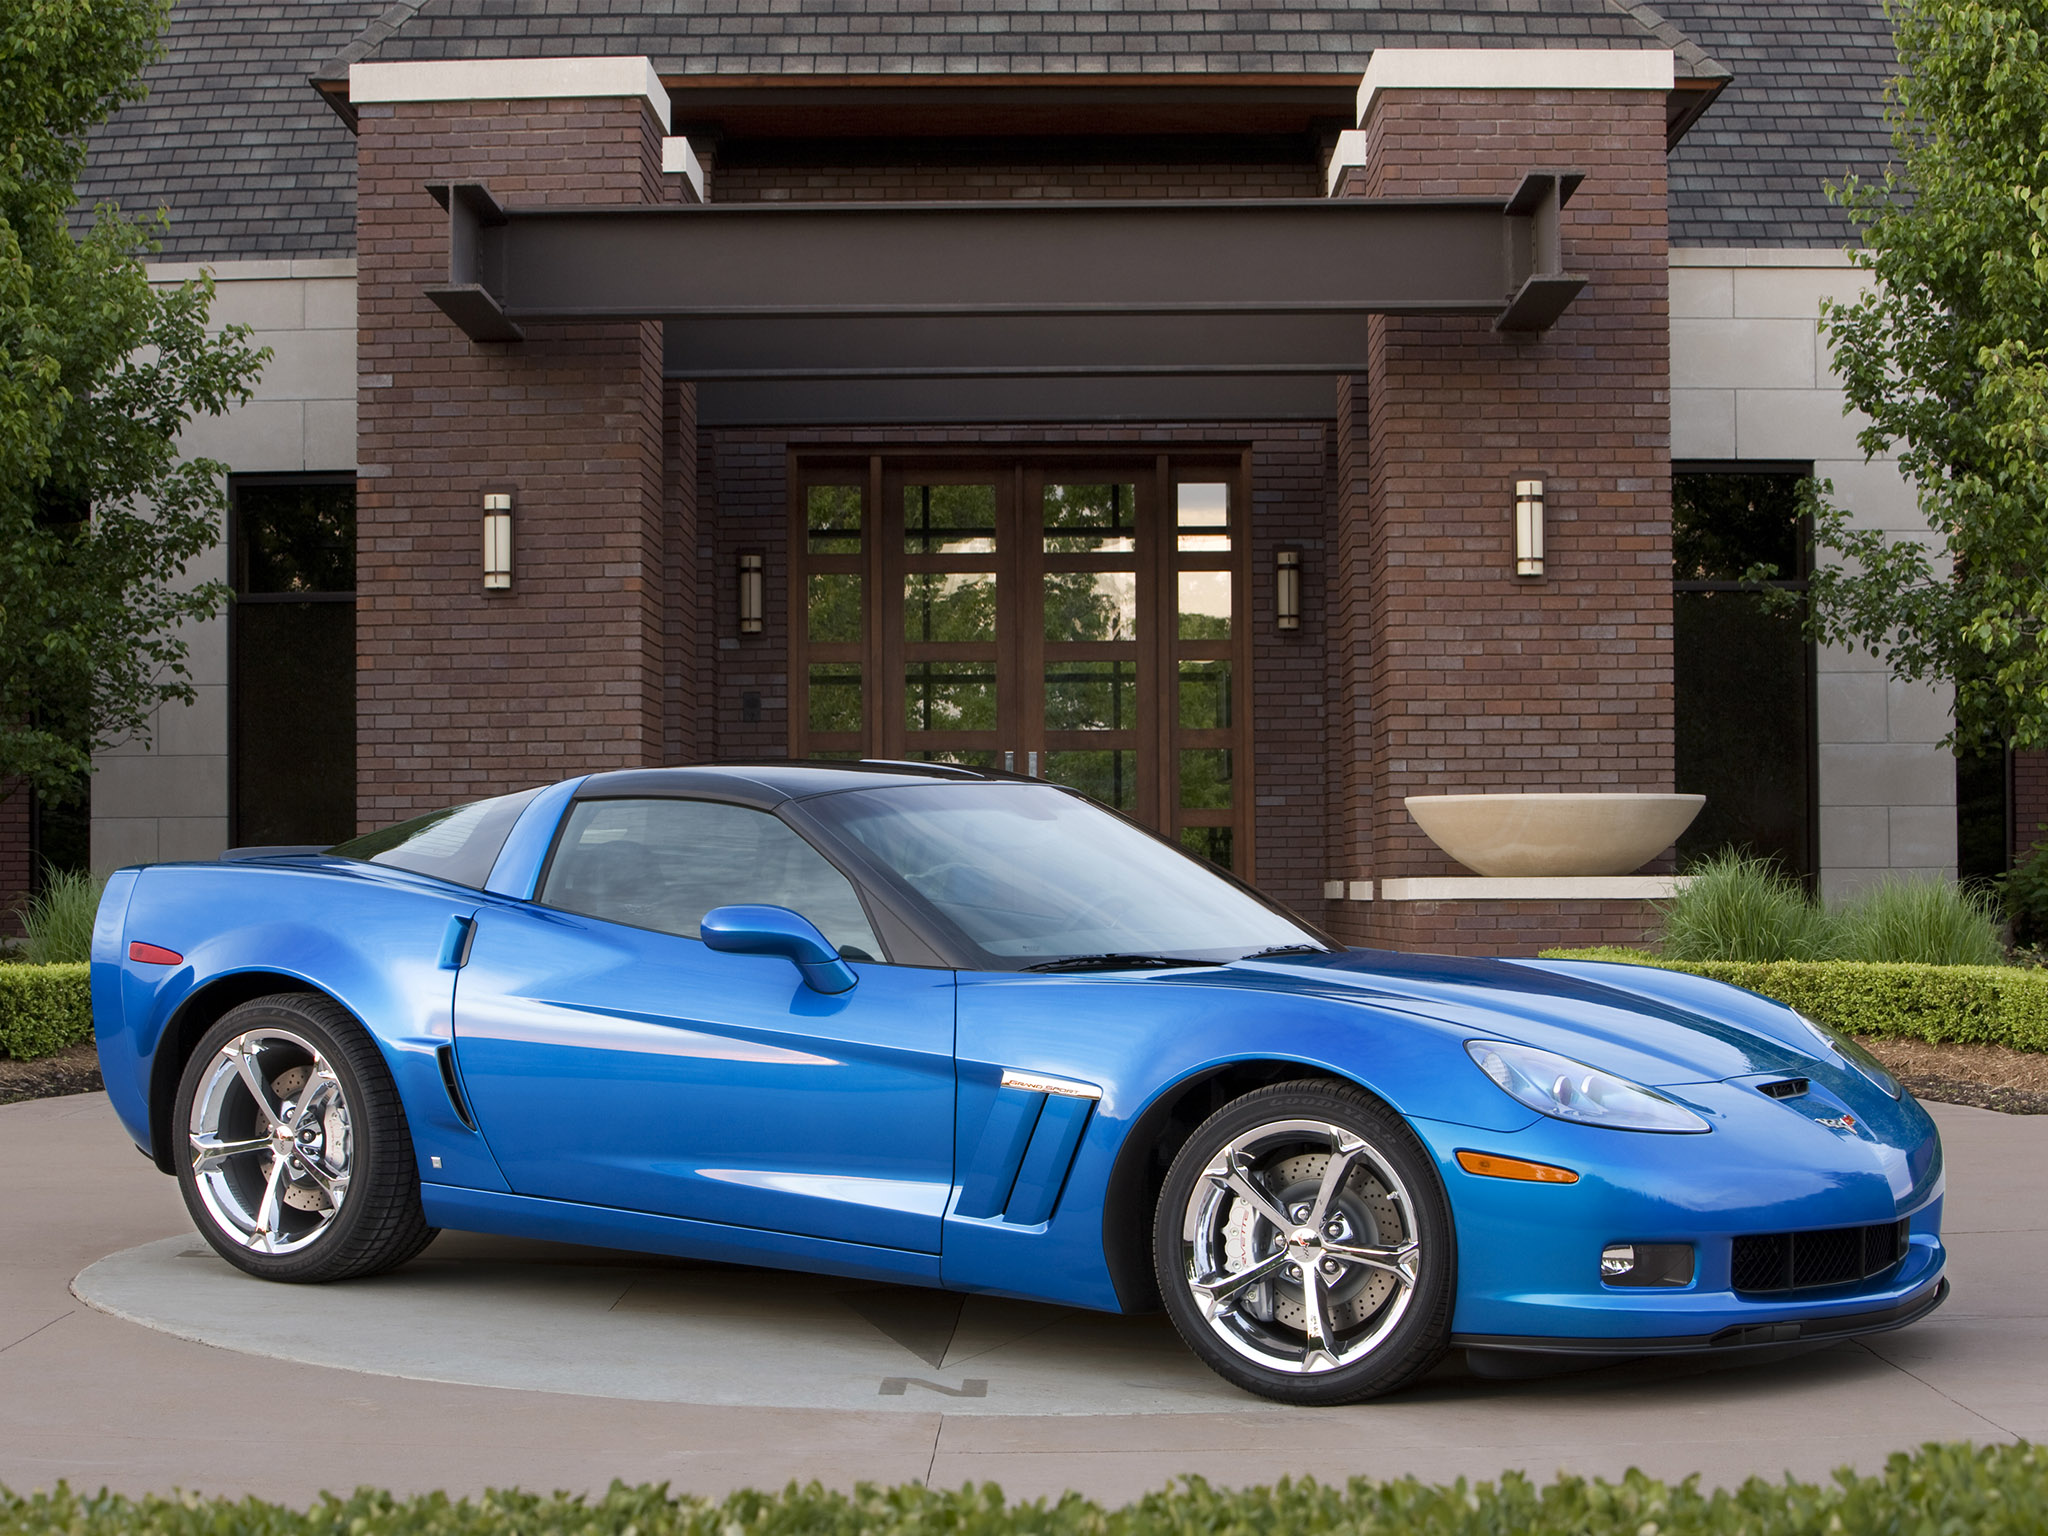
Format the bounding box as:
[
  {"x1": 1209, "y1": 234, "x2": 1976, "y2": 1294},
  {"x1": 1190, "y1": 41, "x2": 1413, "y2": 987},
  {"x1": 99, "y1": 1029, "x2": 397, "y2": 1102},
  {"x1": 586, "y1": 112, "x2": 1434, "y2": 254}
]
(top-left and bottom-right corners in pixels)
[
  {"x1": 1153, "y1": 1079, "x2": 1454, "y2": 1404},
  {"x1": 173, "y1": 992, "x2": 438, "y2": 1282}
]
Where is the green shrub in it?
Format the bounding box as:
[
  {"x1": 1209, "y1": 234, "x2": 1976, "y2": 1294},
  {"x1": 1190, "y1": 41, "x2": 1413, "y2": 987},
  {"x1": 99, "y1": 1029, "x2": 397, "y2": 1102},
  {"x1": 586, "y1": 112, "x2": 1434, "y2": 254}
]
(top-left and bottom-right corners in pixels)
[
  {"x1": 5, "y1": 1444, "x2": 2048, "y2": 1536},
  {"x1": 14, "y1": 868, "x2": 105, "y2": 965},
  {"x1": 0, "y1": 964, "x2": 92, "y2": 1059},
  {"x1": 1833, "y1": 874, "x2": 2005, "y2": 966},
  {"x1": 1539, "y1": 949, "x2": 2048, "y2": 1052},
  {"x1": 2004, "y1": 839, "x2": 2048, "y2": 949},
  {"x1": 1658, "y1": 850, "x2": 1839, "y2": 962}
]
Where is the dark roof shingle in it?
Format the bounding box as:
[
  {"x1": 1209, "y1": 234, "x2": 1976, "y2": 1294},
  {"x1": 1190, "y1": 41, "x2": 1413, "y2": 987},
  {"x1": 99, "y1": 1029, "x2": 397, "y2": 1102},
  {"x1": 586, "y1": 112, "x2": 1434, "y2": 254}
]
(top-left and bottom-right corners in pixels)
[
  {"x1": 79, "y1": 0, "x2": 389, "y2": 261},
  {"x1": 319, "y1": 0, "x2": 1720, "y2": 79},
  {"x1": 1657, "y1": 0, "x2": 1897, "y2": 245}
]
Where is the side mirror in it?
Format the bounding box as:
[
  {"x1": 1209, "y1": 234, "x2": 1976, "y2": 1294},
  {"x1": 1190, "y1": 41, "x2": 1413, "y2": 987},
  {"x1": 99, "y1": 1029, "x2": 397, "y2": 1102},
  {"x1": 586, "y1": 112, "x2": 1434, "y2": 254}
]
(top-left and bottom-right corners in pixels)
[{"x1": 700, "y1": 904, "x2": 859, "y2": 994}]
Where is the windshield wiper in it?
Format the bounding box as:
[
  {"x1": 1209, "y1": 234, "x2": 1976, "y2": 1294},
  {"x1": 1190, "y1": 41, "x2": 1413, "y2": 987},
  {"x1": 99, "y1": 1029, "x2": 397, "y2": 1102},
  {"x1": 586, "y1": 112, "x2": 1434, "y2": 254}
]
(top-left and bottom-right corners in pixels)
[
  {"x1": 1021, "y1": 952, "x2": 1226, "y2": 973},
  {"x1": 1240, "y1": 944, "x2": 1330, "y2": 960}
]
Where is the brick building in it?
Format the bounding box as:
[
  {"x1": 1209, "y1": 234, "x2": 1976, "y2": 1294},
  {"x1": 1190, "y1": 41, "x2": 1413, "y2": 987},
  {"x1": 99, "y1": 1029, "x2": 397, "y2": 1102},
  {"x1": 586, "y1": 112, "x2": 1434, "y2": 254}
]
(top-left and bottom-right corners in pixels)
[{"x1": 43, "y1": 0, "x2": 2039, "y2": 952}]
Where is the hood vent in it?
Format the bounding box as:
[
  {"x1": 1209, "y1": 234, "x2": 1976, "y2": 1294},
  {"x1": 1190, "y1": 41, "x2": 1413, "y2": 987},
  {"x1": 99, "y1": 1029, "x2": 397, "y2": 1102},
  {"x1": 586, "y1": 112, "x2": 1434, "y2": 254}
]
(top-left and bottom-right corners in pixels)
[{"x1": 1757, "y1": 1077, "x2": 1810, "y2": 1100}]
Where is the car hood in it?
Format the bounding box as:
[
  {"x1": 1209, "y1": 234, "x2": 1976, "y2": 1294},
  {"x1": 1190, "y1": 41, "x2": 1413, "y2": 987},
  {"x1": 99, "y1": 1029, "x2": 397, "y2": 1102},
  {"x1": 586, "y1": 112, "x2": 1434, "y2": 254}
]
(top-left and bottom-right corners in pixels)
[{"x1": 1212, "y1": 947, "x2": 1835, "y2": 1090}]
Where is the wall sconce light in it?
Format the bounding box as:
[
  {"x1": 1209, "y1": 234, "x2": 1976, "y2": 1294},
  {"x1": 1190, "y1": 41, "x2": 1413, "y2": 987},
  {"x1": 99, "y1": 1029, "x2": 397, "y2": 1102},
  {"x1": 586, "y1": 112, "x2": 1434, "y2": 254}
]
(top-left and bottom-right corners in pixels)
[
  {"x1": 738, "y1": 551, "x2": 764, "y2": 635},
  {"x1": 1275, "y1": 548, "x2": 1302, "y2": 631},
  {"x1": 482, "y1": 493, "x2": 512, "y2": 590},
  {"x1": 1514, "y1": 478, "x2": 1545, "y2": 578}
]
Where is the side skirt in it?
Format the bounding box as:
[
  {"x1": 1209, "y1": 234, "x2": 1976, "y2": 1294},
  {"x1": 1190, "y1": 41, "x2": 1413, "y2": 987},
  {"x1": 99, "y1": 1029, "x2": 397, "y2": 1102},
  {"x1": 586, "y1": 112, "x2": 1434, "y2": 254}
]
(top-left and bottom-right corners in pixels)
[{"x1": 421, "y1": 1183, "x2": 947, "y2": 1288}]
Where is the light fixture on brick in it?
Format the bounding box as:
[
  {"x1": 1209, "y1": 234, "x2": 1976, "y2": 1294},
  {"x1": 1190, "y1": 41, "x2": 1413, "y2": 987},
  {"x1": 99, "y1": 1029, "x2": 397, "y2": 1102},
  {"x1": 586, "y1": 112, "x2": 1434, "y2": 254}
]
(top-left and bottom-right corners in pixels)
[
  {"x1": 1514, "y1": 479, "x2": 1545, "y2": 578},
  {"x1": 1275, "y1": 547, "x2": 1301, "y2": 630},
  {"x1": 738, "y1": 551, "x2": 765, "y2": 635},
  {"x1": 482, "y1": 493, "x2": 513, "y2": 590}
]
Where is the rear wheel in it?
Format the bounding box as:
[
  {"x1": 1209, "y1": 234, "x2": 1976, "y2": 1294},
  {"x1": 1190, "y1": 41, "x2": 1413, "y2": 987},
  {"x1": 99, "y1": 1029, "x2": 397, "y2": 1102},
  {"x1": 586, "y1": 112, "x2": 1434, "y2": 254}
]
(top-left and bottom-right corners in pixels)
[
  {"x1": 173, "y1": 993, "x2": 437, "y2": 1282},
  {"x1": 1154, "y1": 1080, "x2": 1453, "y2": 1404}
]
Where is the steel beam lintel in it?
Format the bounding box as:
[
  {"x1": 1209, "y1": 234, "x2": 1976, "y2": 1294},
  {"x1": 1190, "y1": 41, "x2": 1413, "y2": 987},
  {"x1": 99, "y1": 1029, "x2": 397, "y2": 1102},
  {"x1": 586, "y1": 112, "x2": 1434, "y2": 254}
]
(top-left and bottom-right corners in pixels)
[{"x1": 423, "y1": 174, "x2": 1591, "y2": 364}]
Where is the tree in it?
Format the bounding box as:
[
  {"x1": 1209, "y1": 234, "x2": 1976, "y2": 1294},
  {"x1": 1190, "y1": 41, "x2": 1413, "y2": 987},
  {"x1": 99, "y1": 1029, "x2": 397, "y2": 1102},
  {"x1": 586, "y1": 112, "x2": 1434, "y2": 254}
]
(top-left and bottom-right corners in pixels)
[
  {"x1": 0, "y1": 0, "x2": 266, "y2": 804},
  {"x1": 1791, "y1": 0, "x2": 2048, "y2": 753}
]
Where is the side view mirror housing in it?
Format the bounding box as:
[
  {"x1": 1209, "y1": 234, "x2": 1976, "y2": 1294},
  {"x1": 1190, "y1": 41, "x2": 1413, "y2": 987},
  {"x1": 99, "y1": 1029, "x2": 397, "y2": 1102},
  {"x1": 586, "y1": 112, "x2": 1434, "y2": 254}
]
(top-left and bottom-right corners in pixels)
[{"x1": 700, "y1": 904, "x2": 859, "y2": 994}]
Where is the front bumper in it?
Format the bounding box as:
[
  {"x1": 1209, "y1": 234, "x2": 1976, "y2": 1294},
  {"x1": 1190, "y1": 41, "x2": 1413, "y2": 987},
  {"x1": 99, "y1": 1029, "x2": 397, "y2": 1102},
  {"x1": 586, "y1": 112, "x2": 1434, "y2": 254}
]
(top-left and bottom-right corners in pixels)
[{"x1": 1410, "y1": 1073, "x2": 1948, "y2": 1345}]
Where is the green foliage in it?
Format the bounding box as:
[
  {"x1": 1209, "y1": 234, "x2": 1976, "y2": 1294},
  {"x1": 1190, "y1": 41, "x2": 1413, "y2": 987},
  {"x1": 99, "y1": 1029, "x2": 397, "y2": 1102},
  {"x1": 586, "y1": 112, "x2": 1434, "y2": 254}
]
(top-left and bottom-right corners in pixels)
[
  {"x1": 2003, "y1": 837, "x2": 2048, "y2": 946},
  {"x1": 14, "y1": 867, "x2": 104, "y2": 964},
  {"x1": 1766, "y1": 0, "x2": 2048, "y2": 752},
  {"x1": 1541, "y1": 949, "x2": 2048, "y2": 1052},
  {"x1": 1658, "y1": 852, "x2": 2007, "y2": 965},
  {"x1": 0, "y1": 963, "x2": 91, "y2": 1059},
  {"x1": 1835, "y1": 873, "x2": 2007, "y2": 964},
  {"x1": 1657, "y1": 851, "x2": 1838, "y2": 962},
  {"x1": 6, "y1": 1445, "x2": 2048, "y2": 1536},
  {"x1": 0, "y1": 0, "x2": 268, "y2": 803}
]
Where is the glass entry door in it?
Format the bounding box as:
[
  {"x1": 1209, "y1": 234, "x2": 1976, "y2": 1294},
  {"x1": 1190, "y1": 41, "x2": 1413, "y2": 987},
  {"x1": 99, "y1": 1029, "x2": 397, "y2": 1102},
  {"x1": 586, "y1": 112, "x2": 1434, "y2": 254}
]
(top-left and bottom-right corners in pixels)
[{"x1": 791, "y1": 455, "x2": 1249, "y2": 871}]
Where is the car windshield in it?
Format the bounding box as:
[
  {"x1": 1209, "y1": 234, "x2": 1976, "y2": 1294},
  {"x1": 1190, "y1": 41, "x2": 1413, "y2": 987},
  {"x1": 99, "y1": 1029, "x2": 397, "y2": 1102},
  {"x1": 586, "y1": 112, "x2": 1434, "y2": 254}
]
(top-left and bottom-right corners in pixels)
[{"x1": 805, "y1": 781, "x2": 1324, "y2": 970}]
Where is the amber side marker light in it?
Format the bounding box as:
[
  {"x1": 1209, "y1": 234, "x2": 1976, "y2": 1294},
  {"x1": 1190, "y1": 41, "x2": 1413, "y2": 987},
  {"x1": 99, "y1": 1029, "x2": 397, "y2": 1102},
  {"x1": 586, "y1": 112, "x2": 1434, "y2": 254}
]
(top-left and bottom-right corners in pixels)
[
  {"x1": 128, "y1": 942, "x2": 183, "y2": 966},
  {"x1": 1456, "y1": 1149, "x2": 1579, "y2": 1184}
]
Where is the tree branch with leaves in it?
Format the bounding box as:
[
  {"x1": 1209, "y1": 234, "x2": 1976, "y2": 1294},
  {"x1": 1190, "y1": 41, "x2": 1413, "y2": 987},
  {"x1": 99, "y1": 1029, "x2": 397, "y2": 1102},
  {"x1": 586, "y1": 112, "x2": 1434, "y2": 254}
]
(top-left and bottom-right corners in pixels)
[
  {"x1": 1789, "y1": 0, "x2": 2048, "y2": 755},
  {"x1": 0, "y1": 0, "x2": 267, "y2": 805}
]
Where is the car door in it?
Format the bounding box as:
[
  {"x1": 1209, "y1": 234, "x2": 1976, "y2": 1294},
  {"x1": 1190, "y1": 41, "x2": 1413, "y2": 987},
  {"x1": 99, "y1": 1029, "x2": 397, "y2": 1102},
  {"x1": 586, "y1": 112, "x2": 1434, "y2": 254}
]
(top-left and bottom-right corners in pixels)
[{"x1": 450, "y1": 794, "x2": 956, "y2": 1254}]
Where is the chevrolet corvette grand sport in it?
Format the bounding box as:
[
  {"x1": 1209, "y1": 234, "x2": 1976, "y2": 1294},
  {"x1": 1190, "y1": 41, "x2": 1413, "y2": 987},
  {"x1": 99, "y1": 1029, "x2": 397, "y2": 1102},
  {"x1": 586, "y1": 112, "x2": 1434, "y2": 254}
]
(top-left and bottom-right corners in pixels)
[{"x1": 90, "y1": 763, "x2": 1946, "y2": 1403}]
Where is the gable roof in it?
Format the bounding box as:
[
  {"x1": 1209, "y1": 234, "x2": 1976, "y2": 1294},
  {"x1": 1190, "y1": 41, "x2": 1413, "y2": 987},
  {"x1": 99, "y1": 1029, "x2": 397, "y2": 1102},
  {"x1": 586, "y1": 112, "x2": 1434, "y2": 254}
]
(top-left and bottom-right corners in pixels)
[
  {"x1": 315, "y1": 0, "x2": 1723, "y2": 82},
  {"x1": 1656, "y1": 0, "x2": 1896, "y2": 245},
  {"x1": 78, "y1": 0, "x2": 388, "y2": 262}
]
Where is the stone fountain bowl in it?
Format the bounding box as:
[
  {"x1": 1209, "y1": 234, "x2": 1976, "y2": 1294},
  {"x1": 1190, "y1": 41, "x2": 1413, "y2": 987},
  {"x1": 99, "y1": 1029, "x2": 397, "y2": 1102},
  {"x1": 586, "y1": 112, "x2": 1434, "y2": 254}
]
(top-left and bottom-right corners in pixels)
[{"x1": 1402, "y1": 792, "x2": 1706, "y2": 878}]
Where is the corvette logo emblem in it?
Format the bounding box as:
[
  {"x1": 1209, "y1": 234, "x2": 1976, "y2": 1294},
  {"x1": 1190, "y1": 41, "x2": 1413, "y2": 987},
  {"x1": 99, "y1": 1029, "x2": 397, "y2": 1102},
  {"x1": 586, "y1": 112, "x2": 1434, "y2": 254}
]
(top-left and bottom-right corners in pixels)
[{"x1": 1817, "y1": 1114, "x2": 1856, "y2": 1131}]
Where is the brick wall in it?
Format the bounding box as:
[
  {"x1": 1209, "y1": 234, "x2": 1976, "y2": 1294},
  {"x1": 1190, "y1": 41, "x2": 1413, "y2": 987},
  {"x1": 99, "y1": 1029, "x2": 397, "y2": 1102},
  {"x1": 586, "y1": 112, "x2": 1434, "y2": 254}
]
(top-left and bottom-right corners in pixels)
[
  {"x1": 1370, "y1": 899, "x2": 1661, "y2": 957},
  {"x1": 2018, "y1": 750, "x2": 2048, "y2": 858},
  {"x1": 0, "y1": 785, "x2": 28, "y2": 938},
  {"x1": 710, "y1": 156, "x2": 1318, "y2": 204},
  {"x1": 1327, "y1": 87, "x2": 1674, "y2": 950},
  {"x1": 354, "y1": 97, "x2": 671, "y2": 824},
  {"x1": 1362, "y1": 90, "x2": 1674, "y2": 873}
]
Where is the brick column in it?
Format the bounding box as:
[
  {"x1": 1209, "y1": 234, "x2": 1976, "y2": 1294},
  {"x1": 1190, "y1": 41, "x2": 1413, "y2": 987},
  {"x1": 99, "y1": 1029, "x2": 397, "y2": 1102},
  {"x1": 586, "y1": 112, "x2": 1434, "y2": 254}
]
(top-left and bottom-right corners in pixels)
[
  {"x1": 0, "y1": 783, "x2": 29, "y2": 937},
  {"x1": 353, "y1": 62, "x2": 674, "y2": 826},
  {"x1": 1330, "y1": 53, "x2": 1676, "y2": 954},
  {"x1": 2017, "y1": 751, "x2": 2048, "y2": 861}
]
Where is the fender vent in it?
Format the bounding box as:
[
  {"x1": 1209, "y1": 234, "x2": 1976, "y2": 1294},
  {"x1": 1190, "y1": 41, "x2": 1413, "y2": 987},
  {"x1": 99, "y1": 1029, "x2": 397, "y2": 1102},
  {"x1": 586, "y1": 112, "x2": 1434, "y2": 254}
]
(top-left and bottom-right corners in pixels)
[
  {"x1": 437, "y1": 1044, "x2": 476, "y2": 1131},
  {"x1": 1757, "y1": 1077, "x2": 1810, "y2": 1100}
]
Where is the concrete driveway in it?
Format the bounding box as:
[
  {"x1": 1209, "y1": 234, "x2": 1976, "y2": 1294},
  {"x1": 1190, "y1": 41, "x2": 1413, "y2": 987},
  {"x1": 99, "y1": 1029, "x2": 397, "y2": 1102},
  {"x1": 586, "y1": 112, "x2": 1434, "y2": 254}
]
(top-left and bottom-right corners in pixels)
[{"x1": 2, "y1": 1091, "x2": 2039, "y2": 1506}]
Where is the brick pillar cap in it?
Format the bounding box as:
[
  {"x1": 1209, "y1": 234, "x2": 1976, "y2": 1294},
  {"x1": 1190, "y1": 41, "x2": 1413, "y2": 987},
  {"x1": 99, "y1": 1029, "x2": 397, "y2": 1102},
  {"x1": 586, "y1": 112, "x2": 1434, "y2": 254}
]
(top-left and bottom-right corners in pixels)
[
  {"x1": 1355, "y1": 47, "x2": 1675, "y2": 128},
  {"x1": 352, "y1": 56, "x2": 671, "y2": 132}
]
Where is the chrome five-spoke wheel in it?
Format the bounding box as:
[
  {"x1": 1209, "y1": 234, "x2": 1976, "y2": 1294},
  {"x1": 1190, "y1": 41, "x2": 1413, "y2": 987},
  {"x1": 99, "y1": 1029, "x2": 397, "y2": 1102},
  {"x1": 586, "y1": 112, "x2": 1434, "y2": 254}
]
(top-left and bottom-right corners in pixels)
[
  {"x1": 188, "y1": 1027, "x2": 353, "y2": 1254},
  {"x1": 174, "y1": 993, "x2": 437, "y2": 1282},
  {"x1": 1155, "y1": 1082, "x2": 1452, "y2": 1403}
]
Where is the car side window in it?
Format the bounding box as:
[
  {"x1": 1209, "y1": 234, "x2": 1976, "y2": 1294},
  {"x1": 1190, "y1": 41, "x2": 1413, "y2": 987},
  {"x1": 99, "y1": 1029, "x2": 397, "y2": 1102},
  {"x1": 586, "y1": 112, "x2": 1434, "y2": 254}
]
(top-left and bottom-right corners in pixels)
[{"x1": 539, "y1": 798, "x2": 884, "y2": 962}]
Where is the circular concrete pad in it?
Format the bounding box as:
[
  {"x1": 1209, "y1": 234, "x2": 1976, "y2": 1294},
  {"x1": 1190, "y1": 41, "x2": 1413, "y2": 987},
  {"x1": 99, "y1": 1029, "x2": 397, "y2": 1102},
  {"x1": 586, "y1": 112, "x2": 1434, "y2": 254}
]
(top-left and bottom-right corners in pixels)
[{"x1": 74, "y1": 1231, "x2": 1279, "y2": 1416}]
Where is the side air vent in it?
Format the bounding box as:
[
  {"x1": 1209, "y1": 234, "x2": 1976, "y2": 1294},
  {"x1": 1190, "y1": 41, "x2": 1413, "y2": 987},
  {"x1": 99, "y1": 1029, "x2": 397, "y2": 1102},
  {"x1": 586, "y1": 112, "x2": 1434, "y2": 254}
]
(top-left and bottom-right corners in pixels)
[
  {"x1": 1757, "y1": 1077, "x2": 1809, "y2": 1100},
  {"x1": 1731, "y1": 1218, "x2": 1909, "y2": 1293},
  {"x1": 437, "y1": 1044, "x2": 476, "y2": 1131}
]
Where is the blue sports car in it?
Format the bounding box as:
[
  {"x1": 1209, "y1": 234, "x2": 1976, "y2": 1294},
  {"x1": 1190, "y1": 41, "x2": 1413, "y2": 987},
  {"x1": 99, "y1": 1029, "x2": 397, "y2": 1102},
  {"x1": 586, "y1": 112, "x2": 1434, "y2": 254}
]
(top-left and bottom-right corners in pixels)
[{"x1": 90, "y1": 763, "x2": 1946, "y2": 1404}]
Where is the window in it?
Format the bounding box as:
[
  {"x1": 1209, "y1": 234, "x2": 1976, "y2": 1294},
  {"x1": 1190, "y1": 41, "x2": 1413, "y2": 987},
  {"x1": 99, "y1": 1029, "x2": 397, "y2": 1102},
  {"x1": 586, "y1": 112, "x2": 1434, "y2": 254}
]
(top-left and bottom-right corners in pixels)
[
  {"x1": 1672, "y1": 467, "x2": 1814, "y2": 880},
  {"x1": 328, "y1": 789, "x2": 542, "y2": 889},
  {"x1": 231, "y1": 475, "x2": 356, "y2": 846},
  {"x1": 540, "y1": 798, "x2": 882, "y2": 961}
]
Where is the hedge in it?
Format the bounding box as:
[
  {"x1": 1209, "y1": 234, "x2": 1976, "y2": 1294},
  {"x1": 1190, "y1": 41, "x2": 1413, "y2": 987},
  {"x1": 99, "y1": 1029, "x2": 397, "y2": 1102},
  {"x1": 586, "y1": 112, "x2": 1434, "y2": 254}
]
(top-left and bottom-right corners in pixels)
[
  {"x1": 6, "y1": 1444, "x2": 2048, "y2": 1536},
  {"x1": 1541, "y1": 948, "x2": 2048, "y2": 1053},
  {"x1": 0, "y1": 963, "x2": 91, "y2": 1060}
]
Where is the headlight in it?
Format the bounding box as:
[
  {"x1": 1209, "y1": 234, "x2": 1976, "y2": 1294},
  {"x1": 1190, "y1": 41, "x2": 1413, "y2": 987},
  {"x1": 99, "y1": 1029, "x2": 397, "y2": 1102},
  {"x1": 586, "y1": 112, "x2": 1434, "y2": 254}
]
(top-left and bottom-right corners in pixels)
[
  {"x1": 1794, "y1": 1012, "x2": 1903, "y2": 1100},
  {"x1": 1465, "y1": 1040, "x2": 1711, "y2": 1133}
]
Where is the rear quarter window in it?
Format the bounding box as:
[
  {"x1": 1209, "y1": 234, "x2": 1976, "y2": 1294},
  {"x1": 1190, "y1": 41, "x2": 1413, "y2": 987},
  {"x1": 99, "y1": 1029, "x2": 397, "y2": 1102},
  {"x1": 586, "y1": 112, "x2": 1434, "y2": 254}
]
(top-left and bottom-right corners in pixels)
[{"x1": 327, "y1": 788, "x2": 544, "y2": 889}]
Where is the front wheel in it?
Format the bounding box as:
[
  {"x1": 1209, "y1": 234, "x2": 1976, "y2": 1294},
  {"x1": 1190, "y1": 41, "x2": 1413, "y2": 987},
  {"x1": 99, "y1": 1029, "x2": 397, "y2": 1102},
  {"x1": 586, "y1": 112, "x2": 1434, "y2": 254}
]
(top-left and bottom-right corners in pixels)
[
  {"x1": 173, "y1": 993, "x2": 438, "y2": 1282},
  {"x1": 1154, "y1": 1080, "x2": 1454, "y2": 1404}
]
